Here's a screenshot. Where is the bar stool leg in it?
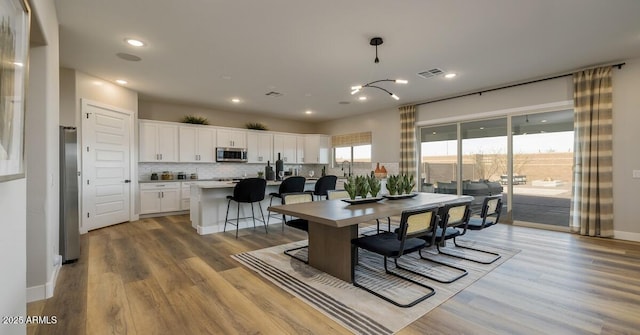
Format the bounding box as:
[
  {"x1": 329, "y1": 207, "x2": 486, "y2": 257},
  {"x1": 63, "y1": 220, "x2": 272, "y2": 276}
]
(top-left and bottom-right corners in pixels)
[
  {"x1": 251, "y1": 203, "x2": 256, "y2": 228},
  {"x1": 224, "y1": 199, "x2": 231, "y2": 233},
  {"x1": 258, "y1": 203, "x2": 267, "y2": 234},
  {"x1": 236, "y1": 203, "x2": 240, "y2": 239}
]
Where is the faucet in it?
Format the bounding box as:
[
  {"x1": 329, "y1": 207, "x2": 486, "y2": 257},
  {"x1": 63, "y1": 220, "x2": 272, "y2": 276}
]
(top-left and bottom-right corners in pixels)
[{"x1": 341, "y1": 160, "x2": 352, "y2": 177}]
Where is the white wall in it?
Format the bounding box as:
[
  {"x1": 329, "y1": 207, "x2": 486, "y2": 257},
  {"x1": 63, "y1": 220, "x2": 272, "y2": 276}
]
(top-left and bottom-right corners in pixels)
[
  {"x1": 139, "y1": 100, "x2": 317, "y2": 134},
  {"x1": 0, "y1": 179, "x2": 27, "y2": 335},
  {"x1": 59, "y1": 69, "x2": 139, "y2": 221},
  {"x1": 25, "y1": 0, "x2": 61, "y2": 303},
  {"x1": 416, "y1": 76, "x2": 573, "y2": 123},
  {"x1": 315, "y1": 108, "x2": 401, "y2": 163},
  {"x1": 611, "y1": 58, "x2": 640, "y2": 240}
]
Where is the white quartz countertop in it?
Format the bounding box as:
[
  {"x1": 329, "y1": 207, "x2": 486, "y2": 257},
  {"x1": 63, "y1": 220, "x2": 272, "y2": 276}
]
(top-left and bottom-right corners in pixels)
[{"x1": 195, "y1": 179, "x2": 317, "y2": 189}]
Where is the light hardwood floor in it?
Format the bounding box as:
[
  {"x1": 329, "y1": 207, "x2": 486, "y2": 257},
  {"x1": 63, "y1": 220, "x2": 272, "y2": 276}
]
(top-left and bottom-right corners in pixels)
[{"x1": 28, "y1": 215, "x2": 640, "y2": 335}]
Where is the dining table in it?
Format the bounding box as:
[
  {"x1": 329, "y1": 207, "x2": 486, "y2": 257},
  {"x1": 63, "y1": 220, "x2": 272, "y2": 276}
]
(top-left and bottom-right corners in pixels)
[{"x1": 267, "y1": 192, "x2": 473, "y2": 283}]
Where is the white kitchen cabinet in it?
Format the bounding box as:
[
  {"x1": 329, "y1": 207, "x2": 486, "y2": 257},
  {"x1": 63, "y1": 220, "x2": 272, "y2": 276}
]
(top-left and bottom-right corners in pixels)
[
  {"x1": 295, "y1": 136, "x2": 305, "y2": 164},
  {"x1": 273, "y1": 134, "x2": 297, "y2": 164},
  {"x1": 140, "y1": 182, "x2": 180, "y2": 214},
  {"x1": 180, "y1": 181, "x2": 198, "y2": 210},
  {"x1": 139, "y1": 120, "x2": 179, "y2": 162},
  {"x1": 303, "y1": 134, "x2": 330, "y2": 164},
  {"x1": 247, "y1": 132, "x2": 273, "y2": 163},
  {"x1": 179, "y1": 125, "x2": 216, "y2": 162},
  {"x1": 216, "y1": 128, "x2": 247, "y2": 148}
]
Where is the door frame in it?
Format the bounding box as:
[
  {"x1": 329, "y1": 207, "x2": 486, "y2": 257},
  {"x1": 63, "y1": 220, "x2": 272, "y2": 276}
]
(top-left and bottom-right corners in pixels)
[{"x1": 80, "y1": 99, "x2": 137, "y2": 234}]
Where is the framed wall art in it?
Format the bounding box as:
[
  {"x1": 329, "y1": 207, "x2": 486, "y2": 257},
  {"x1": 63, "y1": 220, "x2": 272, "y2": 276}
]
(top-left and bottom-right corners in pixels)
[{"x1": 0, "y1": 0, "x2": 29, "y2": 182}]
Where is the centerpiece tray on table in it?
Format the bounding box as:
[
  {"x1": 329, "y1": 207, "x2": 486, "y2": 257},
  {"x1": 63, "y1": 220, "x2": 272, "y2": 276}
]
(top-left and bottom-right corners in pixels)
[
  {"x1": 382, "y1": 193, "x2": 418, "y2": 200},
  {"x1": 341, "y1": 197, "x2": 384, "y2": 205}
]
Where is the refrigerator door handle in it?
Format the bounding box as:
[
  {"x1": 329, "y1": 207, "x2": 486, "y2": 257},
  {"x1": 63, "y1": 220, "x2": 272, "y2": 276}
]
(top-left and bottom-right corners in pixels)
[{"x1": 124, "y1": 179, "x2": 131, "y2": 183}]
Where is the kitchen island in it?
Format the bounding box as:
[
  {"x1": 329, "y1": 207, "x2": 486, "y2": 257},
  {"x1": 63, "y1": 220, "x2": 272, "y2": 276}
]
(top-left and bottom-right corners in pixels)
[{"x1": 190, "y1": 179, "x2": 317, "y2": 235}]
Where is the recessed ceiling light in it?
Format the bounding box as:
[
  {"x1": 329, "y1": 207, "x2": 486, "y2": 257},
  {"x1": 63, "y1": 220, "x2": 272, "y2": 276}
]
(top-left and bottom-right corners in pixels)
[
  {"x1": 541, "y1": 119, "x2": 548, "y2": 123},
  {"x1": 480, "y1": 127, "x2": 485, "y2": 130},
  {"x1": 125, "y1": 38, "x2": 145, "y2": 47},
  {"x1": 305, "y1": 110, "x2": 313, "y2": 115},
  {"x1": 432, "y1": 131, "x2": 437, "y2": 135},
  {"x1": 231, "y1": 98, "x2": 241, "y2": 103},
  {"x1": 358, "y1": 96, "x2": 367, "y2": 101},
  {"x1": 115, "y1": 79, "x2": 128, "y2": 85},
  {"x1": 444, "y1": 73, "x2": 457, "y2": 79}
]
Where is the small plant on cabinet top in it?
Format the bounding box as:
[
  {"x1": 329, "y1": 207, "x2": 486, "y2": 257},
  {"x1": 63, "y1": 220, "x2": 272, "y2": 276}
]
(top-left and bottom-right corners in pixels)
[
  {"x1": 245, "y1": 122, "x2": 268, "y2": 130},
  {"x1": 181, "y1": 115, "x2": 209, "y2": 125}
]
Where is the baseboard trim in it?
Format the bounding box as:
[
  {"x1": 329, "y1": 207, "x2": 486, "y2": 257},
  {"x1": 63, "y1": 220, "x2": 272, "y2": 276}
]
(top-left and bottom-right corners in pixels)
[
  {"x1": 614, "y1": 230, "x2": 640, "y2": 243},
  {"x1": 26, "y1": 255, "x2": 62, "y2": 303},
  {"x1": 197, "y1": 224, "x2": 219, "y2": 235}
]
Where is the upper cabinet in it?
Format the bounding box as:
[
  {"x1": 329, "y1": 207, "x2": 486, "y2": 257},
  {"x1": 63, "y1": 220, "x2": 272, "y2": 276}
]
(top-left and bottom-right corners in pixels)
[
  {"x1": 216, "y1": 128, "x2": 247, "y2": 148},
  {"x1": 296, "y1": 136, "x2": 305, "y2": 164},
  {"x1": 303, "y1": 134, "x2": 329, "y2": 164},
  {"x1": 139, "y1": 120, "x2": 179, "y2": 162},
  {"x1": 247, "y1": 132, "x2": 273, "y2": 163},
  {"x1": 179, "y1": 125, "x2": 216, "y2": 162},
  {"x1": 273, "y1": 134, "x2": 298, "y2": 164}
]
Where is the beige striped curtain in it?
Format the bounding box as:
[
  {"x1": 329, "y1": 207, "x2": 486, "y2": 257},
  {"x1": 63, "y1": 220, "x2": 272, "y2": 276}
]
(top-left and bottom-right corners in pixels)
[
  {"x1": 399, "y1": 105, "x2": 416, "y2": 176},
  {"x1": 570, "y1": 66, "x2": 613, "y2": 237}
]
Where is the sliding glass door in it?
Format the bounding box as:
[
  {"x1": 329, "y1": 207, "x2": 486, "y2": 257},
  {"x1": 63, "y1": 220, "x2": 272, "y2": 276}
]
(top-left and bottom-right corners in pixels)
[
  {"x1": 511, "y1": 110, "x2": 573, "y2": 227},
  {"x1": 418, "y1": 109, "x2": 573, "y2": 228}
]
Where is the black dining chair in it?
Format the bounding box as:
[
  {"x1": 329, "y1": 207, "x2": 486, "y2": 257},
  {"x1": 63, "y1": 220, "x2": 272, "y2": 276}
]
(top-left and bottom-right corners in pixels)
[
  {"x1": 457, "y1": 194, "x2": 503, "y2": 263},
  {"x1": 351, "y1": 206, "x2": 438, "y2": 308},
  {"x1": 281, "y1": 192, "x2": 314, "y2": 263},
  {"x1": 311, "y1": 175, "x2": 337, "y2": 200},
  {"x1": 224, "y1": 178, "x2": 268, "y2": 239},
  {"x1": 266, "y1": 176, "x2": 306, "y2": 230},
  {"x1": 421, "y1": 200, "x2": 500, "y2": 264}
]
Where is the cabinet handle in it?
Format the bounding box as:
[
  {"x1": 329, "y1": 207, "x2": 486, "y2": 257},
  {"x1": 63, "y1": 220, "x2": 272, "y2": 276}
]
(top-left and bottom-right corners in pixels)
[
  {"x1": 161, "y1": 191, "x2": 164, "y2": 198},
  {"x1": 284, "y1": 157, "x2": 288, "y2": 162}
]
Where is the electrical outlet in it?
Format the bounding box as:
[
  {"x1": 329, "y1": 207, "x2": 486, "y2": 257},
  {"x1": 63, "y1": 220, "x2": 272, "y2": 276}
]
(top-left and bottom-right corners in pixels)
[{"x1": 633, "y1": 170, "x2": 640, "y2": 179}]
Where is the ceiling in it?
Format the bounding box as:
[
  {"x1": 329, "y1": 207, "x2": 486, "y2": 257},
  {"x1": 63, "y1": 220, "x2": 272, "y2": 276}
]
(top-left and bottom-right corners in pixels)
[{"x1": 55, "y1": 0, "x2": 640, "y2": 122}]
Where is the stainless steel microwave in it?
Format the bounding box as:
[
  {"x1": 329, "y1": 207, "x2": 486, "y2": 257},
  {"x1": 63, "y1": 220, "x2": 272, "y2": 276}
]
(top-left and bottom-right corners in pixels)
[{"x1": 216, "y1": 147, "x2": 248, "y2": 162}]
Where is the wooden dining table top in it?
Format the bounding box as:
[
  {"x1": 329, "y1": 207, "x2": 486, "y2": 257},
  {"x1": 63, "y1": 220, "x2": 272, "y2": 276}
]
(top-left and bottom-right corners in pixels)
[{"x1": 268, "y1": 192, "x2": 473, "y2": 227}]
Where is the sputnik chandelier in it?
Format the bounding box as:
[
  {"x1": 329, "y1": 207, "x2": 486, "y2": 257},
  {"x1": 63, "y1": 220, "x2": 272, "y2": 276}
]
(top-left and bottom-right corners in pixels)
[{"x1": 350, "y1": 37, "x2": 408, "y2": 100}]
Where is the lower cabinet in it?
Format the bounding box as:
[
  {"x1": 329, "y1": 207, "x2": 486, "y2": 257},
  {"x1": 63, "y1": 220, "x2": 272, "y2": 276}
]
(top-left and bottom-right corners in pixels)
[
  {"x1": 181, "y1": 182, "x2": 197, "y2": 210},
  {"x1": 140, "y1": 182, "x2": 181, "y2": 214}
]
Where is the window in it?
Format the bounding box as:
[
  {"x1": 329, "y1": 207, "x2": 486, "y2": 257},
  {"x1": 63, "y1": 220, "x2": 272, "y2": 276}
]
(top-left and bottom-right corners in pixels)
[{"x1": 331, "y1": 132, "x2": 372, "y2": 166}]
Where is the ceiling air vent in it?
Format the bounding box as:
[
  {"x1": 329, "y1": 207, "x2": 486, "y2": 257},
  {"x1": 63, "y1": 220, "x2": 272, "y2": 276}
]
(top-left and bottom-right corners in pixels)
[
  {"x1": 265, "y1": 91, "x2": 283, "y2": 97},
  {"x1": 417, "y1": 68, "x2": 444, "y2": 79}
]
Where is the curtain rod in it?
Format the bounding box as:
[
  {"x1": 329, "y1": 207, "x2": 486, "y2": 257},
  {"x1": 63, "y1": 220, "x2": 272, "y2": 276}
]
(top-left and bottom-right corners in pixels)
[{"x1": 415, "y1": 62, "x2": 626, "y2": 107}]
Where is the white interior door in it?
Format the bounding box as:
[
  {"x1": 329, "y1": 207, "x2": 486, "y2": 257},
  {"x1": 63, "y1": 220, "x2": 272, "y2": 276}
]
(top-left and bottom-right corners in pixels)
[{"x1": 81, "y1": 100, "x2": 133, "y2": 231}]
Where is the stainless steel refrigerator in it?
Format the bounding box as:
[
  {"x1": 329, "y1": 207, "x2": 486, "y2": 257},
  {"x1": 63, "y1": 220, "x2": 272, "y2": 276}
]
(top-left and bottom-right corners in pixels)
[{"x1": 60, "y1": 126, "x2": 80, "y2": 263}]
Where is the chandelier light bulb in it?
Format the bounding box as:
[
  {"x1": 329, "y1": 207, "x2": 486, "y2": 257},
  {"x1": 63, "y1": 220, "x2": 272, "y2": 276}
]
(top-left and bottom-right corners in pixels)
[
  {"x1": 390, "y1": 94, "x2": 400, "y2": 100},
  {"x1": 395, "y1": 79, "x2": 408, "y2": 84}
]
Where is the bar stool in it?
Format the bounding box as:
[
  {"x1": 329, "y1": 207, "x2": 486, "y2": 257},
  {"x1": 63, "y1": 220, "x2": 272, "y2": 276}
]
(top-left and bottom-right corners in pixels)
[
  {"x1": 224, "y1": 178, "x2": 268, "y2": 238},
  {"x1": 311, "y1": 175, "x2": 337, "y2": 200},
  {"x1": 267, "y1": 176, "x2": 306, "y2": 230}
]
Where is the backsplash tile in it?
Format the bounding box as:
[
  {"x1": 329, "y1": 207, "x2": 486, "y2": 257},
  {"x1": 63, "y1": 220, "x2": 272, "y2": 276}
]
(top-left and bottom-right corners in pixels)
[{"x1": 139, "y1": 162, "x2": 325, "y2": 181}]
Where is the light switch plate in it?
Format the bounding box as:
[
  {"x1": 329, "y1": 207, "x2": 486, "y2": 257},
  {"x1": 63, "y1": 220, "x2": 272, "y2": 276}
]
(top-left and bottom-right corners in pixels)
[{"x1": 633, "y1": 170, "x2": 640, "y2": 179}]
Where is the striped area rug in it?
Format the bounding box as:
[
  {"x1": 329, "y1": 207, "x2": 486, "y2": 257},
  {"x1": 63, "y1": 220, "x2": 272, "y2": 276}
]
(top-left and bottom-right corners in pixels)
[{"x1": 232, "y1": 238, "x2": 519, "y2": 334}]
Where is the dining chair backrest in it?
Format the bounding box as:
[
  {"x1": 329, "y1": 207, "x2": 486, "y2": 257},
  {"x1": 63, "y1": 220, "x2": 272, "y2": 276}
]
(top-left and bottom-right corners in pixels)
[
  {"x1": 233, "y1": 178, "x2": 267, "y2": 203},
  {"x1": 439, "y1": 201, "x2": 472, "y2": 228},
  {"x1": 396, "y1": 206, "x2": 440, "y2": 253},
  {"x1": 481, "y1": 195, "x2": 502, "y2": 219},
  {"x1": 326, "y1": 189, "x2": 350, "y2": 200},
  {"x1": 278, "y1": 176, "x2": 306, "y2": 195},
  {"x1": 282, "y1": 192, "x2": 313, "y2": 205}
]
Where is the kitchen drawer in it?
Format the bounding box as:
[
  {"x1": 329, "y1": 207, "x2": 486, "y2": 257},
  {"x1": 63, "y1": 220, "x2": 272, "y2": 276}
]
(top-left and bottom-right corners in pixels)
[{"x1": 140, "y1": 182, "x2": 180, "y2": 190}]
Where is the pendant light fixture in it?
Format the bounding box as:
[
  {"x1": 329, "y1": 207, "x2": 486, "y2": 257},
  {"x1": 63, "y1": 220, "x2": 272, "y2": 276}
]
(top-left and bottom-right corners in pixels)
[{"x1": 349, "y1": 37, "x2": 408, "y2": 100}]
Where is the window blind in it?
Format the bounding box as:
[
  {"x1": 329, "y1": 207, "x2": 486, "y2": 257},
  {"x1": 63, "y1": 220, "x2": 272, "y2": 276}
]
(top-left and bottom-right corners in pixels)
[{"x1": 331, "y1": 131, "x2": 372, "y2": 147}]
